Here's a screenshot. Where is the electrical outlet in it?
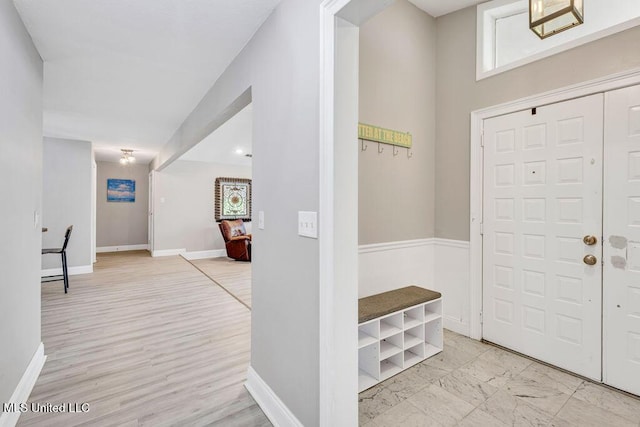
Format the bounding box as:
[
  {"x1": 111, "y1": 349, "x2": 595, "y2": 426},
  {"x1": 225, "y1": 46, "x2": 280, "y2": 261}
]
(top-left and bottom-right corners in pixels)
[
  {"x1": 298, "y1": 211, "x2": 318, "y2": 238},
  {"x1": 258, "y1": 211, "x2": 265, "y2": 230}
]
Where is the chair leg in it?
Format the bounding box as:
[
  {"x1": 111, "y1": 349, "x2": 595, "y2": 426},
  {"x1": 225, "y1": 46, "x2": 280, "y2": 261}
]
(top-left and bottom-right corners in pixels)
[{"x1": 61, "y1": 251, "x2": 68, "y2": 293}]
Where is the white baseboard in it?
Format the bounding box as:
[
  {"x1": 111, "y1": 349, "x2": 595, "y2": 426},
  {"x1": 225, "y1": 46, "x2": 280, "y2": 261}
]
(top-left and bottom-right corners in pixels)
[
  {"x1": 96, "y1": 244, "x2": 149, "y2": 253},
  {"x1": 151, "y1": 248, "x2": 186, "y2": 257},
  {"x1": 444, "y1": 316, "x2": 471, "y2": 337},
  {"x1": 182, "y1": 249, "x2": 226, "y2": 260},
  {"x1": 40, "y1": 264, "x2": 93, "y2": 278},
  {"x1": 0, "y1": 343, "x2": 46, "y2": 427},
  {"x1": 245, "y1": 367, "x2": 303, "y2": 427}
]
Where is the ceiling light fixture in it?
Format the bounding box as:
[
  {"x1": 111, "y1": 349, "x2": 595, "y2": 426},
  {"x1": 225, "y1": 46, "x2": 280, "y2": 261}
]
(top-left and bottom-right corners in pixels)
[
  {"x1": 235, "y1": 148, "x2": 243, "y2": 155},
  {"x1": 530, "y1": 0, "x2": 583, "y2": 39},
  {"x1": 120, "y1": 149, "x2": 136, "y2": 165}
]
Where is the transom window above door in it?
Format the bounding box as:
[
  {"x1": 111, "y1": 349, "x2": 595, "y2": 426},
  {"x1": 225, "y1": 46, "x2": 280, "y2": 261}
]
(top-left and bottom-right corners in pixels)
[{"x1": 476, "y1": 0, "x2": 640, "y2": 80}]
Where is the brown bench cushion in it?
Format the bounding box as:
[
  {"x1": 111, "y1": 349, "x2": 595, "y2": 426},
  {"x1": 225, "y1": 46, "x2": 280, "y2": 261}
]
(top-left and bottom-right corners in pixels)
[{"x1": 358, "y1": 285, "x2": 441, "y2": 323}]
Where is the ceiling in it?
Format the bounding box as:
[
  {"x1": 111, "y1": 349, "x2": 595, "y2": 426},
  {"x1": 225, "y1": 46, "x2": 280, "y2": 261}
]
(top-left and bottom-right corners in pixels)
[
  {"x1": 14, "y1": 0, "x2": 483, "y2": 165},
  {"x1": 179, "y1": 103, "x2": 252, "y2": 167},
  {"x1": 408, "y1": 0, "x2": 486, "y2": 17},
  {"x1": 13, "y1": 0, "x2": 280, "y2": 164}
]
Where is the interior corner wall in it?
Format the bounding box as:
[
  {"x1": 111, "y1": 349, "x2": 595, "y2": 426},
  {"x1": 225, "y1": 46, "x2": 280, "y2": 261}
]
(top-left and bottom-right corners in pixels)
[
  {"x1": 42, "y1": 137, "x2": 93, "y2": 270},
  {"x1": 96, "y1": 161, "x2": 149, "y2": 248},
  {"x1": 153, "y1": 160, "x2": 251, "y2": 252},
  {"x1": 358, "y1": 0, "x2": 436, "y2": 245},
  {"x1": 0, "y1": 0, "x2": 43, "y2": 404},
  {"x1": 435, "y1": 6, "x2": 640, "y2": 241}
]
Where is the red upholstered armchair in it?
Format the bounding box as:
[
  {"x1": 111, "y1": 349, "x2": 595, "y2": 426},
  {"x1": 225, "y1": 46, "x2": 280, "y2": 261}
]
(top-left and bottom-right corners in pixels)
[{"x1": 219, "y1": 219, "x2": 252, "y2": 261}]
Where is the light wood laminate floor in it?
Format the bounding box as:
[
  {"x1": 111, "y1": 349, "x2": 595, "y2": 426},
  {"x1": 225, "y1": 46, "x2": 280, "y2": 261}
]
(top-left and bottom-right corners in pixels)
[
  {"x1": 19, "y1": 251, "x2": 269, "y2": 427},
  {"x1": 189, "y1": 258, "x2": 252, "y2": 309}
]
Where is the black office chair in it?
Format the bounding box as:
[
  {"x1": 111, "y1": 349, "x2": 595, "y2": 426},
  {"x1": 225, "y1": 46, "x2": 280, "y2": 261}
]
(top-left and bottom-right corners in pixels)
[{"x1": 42, "y1": 225, "x2": 73, "y2": 293}]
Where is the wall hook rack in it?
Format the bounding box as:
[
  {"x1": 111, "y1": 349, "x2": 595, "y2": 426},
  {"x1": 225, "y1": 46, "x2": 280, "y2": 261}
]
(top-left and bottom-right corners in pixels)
[
  {"x1": 393, "y1": 146, "x2": 399, "y2": 157},
  {"x1": 407, "y1": 149, "x2": 413, "y2": 159},
  {"x1": 360, "y1": 139, "x2": 368, "y2": 152},
  {"x1": 377, "y1": 143, "x2": 384, "y2": 154}
]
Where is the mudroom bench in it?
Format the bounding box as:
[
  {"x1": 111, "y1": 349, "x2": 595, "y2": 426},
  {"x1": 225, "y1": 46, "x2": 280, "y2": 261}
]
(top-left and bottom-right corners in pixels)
[{"x1": 358, "y1": 285, "x2": 443, "y2": 392}]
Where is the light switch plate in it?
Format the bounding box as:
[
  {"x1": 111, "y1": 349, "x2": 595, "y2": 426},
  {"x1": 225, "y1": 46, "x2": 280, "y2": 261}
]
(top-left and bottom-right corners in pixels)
[
  {"x1": 258, "y1": 211, "x2": 265, "y2": 230},
  {"x1": 298, "y1": 211, "x2": 318, "y2": 238}
]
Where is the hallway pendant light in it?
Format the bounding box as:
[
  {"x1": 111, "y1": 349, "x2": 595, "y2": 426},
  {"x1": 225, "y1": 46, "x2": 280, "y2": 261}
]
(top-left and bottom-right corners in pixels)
[
  {"x1": 120, "y1": 149, "x2": 136, "y2": 165},
  {"x1": 530, "y1": 0, "x2": 583, "y2": 39}
]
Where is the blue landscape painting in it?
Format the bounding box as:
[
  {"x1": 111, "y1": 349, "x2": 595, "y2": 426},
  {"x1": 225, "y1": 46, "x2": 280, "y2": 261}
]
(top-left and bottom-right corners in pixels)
[{"x1": 107, "y1": 179, "x2": 136, "y2": 202}]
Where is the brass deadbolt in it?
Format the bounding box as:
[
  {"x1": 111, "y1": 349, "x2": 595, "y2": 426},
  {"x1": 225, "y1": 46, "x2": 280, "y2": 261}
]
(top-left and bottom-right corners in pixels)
[
  {"x1": 583, "y1": 254, "x2": 597, "y2": 266},
  {"x1": 583, "y1": 235, "x2": 598, "y2": 246}
]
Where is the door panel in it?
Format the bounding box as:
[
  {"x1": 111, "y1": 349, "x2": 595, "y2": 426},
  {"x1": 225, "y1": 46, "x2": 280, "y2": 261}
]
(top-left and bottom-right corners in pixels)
[
  {"x1": 483, "y1": 94, "x2": 604, "y2": 380},
  {"x1": 603, "y1": 85, "x2": 640, "y2": 395}
]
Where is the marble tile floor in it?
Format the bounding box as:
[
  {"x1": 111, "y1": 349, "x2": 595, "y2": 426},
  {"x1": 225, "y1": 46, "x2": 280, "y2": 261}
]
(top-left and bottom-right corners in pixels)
[{"x1": 359, "y1": 330, "x2": 640, "y2": 426}]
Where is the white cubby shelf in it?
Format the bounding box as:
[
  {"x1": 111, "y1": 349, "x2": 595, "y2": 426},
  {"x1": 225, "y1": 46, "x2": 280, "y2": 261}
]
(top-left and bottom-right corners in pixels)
[{"x1": 358, "y1": 288, "x2": 443, "y2": 392}]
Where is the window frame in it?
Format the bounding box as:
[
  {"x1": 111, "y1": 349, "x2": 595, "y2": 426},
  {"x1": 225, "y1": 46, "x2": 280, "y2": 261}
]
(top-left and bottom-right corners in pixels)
[{"x1": 476, "y1": 0, "x2": 640, "y2": 81}]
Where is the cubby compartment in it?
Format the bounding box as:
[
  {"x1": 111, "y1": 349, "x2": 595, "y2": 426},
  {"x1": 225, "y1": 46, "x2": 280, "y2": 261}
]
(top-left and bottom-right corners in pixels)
[
  {"x1": 404, "y1": 342, "x2": 425, "y2": 367},
  {"x1": 424, "y1": 299, "x2": 442, "y2": 324},
  {"x1": 403, "y1": 305, "x2": 424, "y2": 330},
  {"x1": 424, "y1": 318, "x2": 443, "y2": 358},
  {"x1": 358, "y1": 342, "x2": 379, "y2": 392},
  {"x1": 379, "y1": 312, "x2": 403, "y2": 339},
  {"x1": 379, "y1": 332, "x2": 403, "y2": 360},
  {"x1": 380, "y1": 353, "x2": 403, "y2": 381},
  {"x1": 404, "y1": 324, "x2": 424, "y2": 350},
  {"x1": 358, "y1": 319, "x2": 379, "y2": 349}
]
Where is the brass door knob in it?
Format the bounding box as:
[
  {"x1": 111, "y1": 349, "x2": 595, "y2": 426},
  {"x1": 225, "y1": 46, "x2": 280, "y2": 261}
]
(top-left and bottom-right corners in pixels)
[
  {"x1": 583, "y1": 254, "x2": 597, "y2": 266},
  {"x1": 583, "y1": 235, "x2": 598, "y2": 245}
]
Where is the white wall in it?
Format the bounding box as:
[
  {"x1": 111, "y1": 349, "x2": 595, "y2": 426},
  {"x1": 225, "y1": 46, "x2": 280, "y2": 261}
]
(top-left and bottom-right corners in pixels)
[
  {"x1": 153, "y1": 160, "x2": 251, "y2": 254},
  {"x1": 96, "y1": 161, "x2": 149, "y2": 249},
  {"x1": 42, "y1": 137, "x2": 93, "y2": 272},
  {"x1": 0, "y1": 0, "x2": 43, "y2": 405}
]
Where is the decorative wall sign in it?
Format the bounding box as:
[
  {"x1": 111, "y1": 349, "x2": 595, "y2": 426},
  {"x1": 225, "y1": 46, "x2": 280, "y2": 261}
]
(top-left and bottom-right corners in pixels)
[
  {"x1": 215, "y1": 177, "x2": 252, "y2": 222},
  {"x1": 358, "y1": 123, "x2": 412, "y2": 148},
  {"x1": 107, "y1": 179, "x2": 136, "y2": 202}
]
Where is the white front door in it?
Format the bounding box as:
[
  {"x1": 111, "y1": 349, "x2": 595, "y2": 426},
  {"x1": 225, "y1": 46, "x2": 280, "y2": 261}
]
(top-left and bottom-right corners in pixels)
[
  {"x1": 482, "y1": 94, "x2": 604, "y2": 380},
  {"x1": 603, "y1": 85, "x2": 640, "y2": 395}
]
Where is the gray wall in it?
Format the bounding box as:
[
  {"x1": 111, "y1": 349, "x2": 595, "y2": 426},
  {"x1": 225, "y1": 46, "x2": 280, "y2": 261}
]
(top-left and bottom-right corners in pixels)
[
  {"x1": 435, "y1": 7, "x2": 640, "y2": 240},
  {"x1": 96, "y1": 161, "x2": 149, "y2": 247},
  {"x1": 0, "y1": 0, "x2": 43, "y2": 404},
  {"x1": 359, "y1": 0, "x2": 436, "y2": 244},
  {"x1": 42, "y1": 137, "x2": 93, "y2": 269},
  {"x1": 151, "y1": 1, "x2": 323, "y2": 424},
  {"x1": 154, "y1": 160, "x2": 251, "y2": 252}
]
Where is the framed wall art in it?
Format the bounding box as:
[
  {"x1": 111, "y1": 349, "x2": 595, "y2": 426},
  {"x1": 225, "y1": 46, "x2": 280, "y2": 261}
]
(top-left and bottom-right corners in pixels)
[
  {"x1": 214, "y1": 177, "x2": 252, "y2": 221},
  {"x1": 107, "y1": 178, "x2": 136, "y2": 203}
]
